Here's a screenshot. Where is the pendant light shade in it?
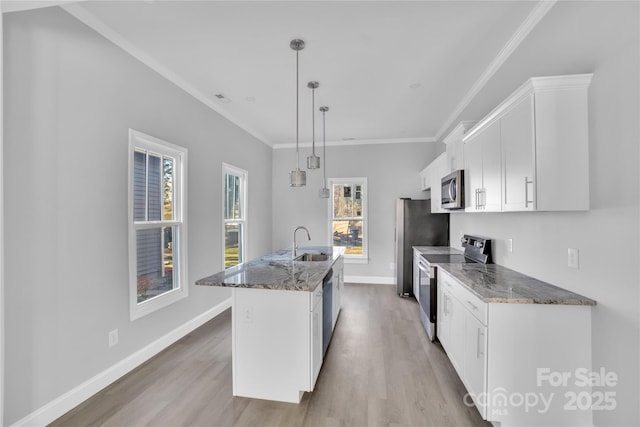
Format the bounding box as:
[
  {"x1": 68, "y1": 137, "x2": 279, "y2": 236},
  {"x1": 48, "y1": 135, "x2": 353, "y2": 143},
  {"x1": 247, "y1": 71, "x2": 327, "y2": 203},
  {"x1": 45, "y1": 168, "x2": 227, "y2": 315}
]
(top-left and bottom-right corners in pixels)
[
  {"x1": 319, "y1": 106, "x2": 330, "y2": 198},
  {"x1": 307, "y1": 81, "x2": 320, "y2": 169},
  {"x1": 289, "y1": 39, "x2": 306, "y2": 187}
]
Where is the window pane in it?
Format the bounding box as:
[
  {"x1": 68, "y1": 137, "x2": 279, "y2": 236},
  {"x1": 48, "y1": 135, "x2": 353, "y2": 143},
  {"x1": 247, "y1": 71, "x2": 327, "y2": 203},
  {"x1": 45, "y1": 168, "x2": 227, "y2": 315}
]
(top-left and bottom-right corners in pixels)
[
  {"x1": 333, "y1": 183, "x2": 363, "y2": 218},
  {"x1": 148, "y1": 154, "x2": 162, "y2": 221},
  {"x1": 133, "y1": 151, "x2": 146, "y2": 221},
  {"x1": 163, "y1": 157, "x2": 174, "y2": 220},
  {"x1": 136, "y1": 226, "x2": 176, "y2": 303},
  {"x1": 224, "y1": 174, "x2": 241, "y2": 220},
  {"x1": 332, "y1": 220, "x2": 363, "y2": 255},
  {"x1": 224, "y1": 223, "x2": 243, "y2": 268}
]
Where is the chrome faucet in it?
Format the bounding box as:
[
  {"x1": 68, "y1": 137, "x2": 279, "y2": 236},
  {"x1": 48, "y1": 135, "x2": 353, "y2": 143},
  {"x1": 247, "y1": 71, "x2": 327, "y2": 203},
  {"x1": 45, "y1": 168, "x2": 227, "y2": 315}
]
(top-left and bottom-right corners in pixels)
[{"x1": 292, "y1": 226, "x2": 311, "y2": 258}]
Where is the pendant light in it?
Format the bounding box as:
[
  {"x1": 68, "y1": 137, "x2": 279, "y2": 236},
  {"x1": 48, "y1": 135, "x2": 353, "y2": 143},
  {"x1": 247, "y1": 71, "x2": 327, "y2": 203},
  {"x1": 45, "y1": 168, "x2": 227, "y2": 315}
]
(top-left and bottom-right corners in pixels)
[
  {"x1": 307, "y1": 81, "x2": 320, "y2": 169},
  {"x1": 289, "y1": 39, "x2": 306, "y2": 187},
  {"x1": 319, "y1": 106, "x2": 330, "y2": 198}
]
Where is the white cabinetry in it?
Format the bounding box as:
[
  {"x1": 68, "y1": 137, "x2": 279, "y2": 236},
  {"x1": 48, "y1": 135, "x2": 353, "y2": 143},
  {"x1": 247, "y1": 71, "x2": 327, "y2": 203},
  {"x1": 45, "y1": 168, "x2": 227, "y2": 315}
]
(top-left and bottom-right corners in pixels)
[
  {"x1": 232, "y1": 256, "x2": 344, "y2": 404},
  {"x1": 332, "y1": 256, "x2": 344, "y2": 329},
  {"x1": 437, "y1": 269, "x2": 593, "y2": 425},
  {"x1": 438, "y1": 269, "x2": 488, "y2": 417},
  {"x1": 419, "y1": 153, "x2": 448, "y2": 213},
  {"x1": 429, "y1": 153, "x2": 447, "y2": 213},
  {"x1": 443, "y1": 121, "x2": 476, "y2": 173},
  {"x1": 463, "y1": 121, "x2": 502, "y2": 212},
  {"x1": 463, "y1": 74, "x2": 592, "y2": 212},
  {"x1": 311, "y1": 285, "x2": 323, "y2": 386},
  {"x1": 233, "y1": 287, "x2": 317, "y2": 403}
]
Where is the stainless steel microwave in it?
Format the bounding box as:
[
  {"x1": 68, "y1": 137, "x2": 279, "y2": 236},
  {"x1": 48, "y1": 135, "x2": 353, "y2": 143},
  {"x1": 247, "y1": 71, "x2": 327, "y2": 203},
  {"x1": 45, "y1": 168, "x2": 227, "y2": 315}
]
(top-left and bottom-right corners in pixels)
[{"x1": 441, "y1": 170, "x2": 464, "y2": 210}]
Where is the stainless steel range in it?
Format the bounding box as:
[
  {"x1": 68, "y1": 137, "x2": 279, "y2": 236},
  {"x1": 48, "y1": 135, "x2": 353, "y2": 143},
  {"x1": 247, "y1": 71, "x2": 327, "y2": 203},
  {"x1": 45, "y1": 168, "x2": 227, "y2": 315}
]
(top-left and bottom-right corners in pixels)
[{"x1": 417, "y1": 235, "x2": 491, "y2": 341}]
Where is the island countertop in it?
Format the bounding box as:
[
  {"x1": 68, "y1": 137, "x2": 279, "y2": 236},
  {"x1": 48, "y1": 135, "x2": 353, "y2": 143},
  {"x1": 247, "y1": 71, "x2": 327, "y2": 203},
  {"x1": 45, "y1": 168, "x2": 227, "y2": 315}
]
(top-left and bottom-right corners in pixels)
[{"x1": 195, "y1": 246, "x2": 345, "y2": 292}]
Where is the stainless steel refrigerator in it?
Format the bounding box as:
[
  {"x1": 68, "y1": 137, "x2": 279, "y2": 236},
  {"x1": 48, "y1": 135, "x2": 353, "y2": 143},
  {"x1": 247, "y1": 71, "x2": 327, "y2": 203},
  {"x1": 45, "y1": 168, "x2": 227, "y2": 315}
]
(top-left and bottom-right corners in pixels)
[{"x1": 395, "y1": 198, "x2": 449, "y2": 296}]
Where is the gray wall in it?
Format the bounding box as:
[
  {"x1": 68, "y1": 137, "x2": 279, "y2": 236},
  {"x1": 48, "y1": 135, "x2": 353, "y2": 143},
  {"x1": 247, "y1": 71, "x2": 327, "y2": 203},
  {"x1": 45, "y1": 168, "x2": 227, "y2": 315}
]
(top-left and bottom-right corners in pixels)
[
  {"x1": 446, "y1": 2, "x2": 639, "y2": 425},
  {"x1": 3, "y1": 7, "x2": 272, "y2": 424},
  {"x1": 272, "y1": 142, "x2": 440, "y2": 280}
]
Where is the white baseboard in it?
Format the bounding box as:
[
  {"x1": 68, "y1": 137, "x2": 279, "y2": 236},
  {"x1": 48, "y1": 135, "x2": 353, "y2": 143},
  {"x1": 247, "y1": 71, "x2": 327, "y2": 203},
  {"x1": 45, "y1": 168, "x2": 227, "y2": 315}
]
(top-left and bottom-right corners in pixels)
[
  {"x1": 10, "y1": 298, "x2": 232, "y2": 427},
  {"x1": 344, "y1": 275, "x2": 395, "y2": 285}
]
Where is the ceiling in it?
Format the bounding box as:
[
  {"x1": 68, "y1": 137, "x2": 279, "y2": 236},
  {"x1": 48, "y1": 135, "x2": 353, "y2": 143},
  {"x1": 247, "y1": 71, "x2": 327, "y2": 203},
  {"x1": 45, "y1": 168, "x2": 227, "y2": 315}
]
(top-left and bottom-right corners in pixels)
[{"x1": 13, "y1": 1, "x2": 547, "y2": 147}]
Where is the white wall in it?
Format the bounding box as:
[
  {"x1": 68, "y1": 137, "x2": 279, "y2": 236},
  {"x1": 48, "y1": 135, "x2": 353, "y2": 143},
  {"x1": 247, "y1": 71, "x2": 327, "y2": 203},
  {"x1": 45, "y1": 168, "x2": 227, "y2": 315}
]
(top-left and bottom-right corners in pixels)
[
  {"x1": 446, "y1": 2, "x2": 639, "y2": 425},
  {"x1": 3, "y1": 7, "x2": 272, "y2": 425},
  {"x1": 272, "y1": 142, "x2": 440, "y2": 281}
]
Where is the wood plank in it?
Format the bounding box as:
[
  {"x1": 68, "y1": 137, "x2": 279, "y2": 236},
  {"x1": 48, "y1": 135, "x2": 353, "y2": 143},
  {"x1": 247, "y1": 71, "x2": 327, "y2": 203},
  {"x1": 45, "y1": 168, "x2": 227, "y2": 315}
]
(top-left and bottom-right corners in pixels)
[{"x1": 51, "y1": 284, "x2": 490, "y2": 426}]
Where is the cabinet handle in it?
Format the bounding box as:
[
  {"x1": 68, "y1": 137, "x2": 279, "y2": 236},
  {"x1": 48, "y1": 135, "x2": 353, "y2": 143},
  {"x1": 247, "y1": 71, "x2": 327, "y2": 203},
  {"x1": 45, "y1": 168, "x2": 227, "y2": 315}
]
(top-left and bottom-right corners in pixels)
[
  {"x1": 524, "y1": 177, "x2": 534, "y2": 208},
  {"x1": 477, "y1": 328, "x2": 485, "y2": 359},
  {"x1": 481, "y1": 188, "x2": 486, "y2": 209},
  {"x1": 466, "y1": 300, "x2": 478, "y2": 311},
  {"x1": 475, "y1": 188, "x2": 479, "y2": 209}
]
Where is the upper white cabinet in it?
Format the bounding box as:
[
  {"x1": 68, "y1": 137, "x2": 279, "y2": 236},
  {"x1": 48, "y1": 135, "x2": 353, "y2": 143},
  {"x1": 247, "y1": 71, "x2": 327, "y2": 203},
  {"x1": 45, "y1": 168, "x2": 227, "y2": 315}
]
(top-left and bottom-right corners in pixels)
[
  {"x1": 463, "y1": 74, "x2": 592, "y2": 212},
  {"x1": 429, "y1": 153, "x2": 447, "y2": 213},
  {"x1": 463, "y1": 120, "x2": 502, "y2": 212},
  {"x1": 419, "y1": 153, "x2": 448, "y2": 214},
  {"x1": 443, "y1": 121, "x2": 476, "y2": 174}
]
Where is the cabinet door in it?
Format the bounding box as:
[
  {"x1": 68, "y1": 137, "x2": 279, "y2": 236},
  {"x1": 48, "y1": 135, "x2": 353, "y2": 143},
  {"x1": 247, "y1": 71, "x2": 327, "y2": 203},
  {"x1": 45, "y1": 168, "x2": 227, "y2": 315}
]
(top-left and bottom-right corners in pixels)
[
  {"x1": 413, "y1": 253, "x2": 420, "y2": 300},
  {"x1": 437, "y1": 285, "x2": 450, "y2": 349},
  {"x1": 311, "y1": 299, "x2": 323, "y2": 387},
  {"x1": 481, "y1": 121, "x2": 502, "y2": 211},
  {"x1": 463, "y1": 135, "x2": 483, "y2": 212},
  {"x1": 463, "y1": 313, "x2": 487, "y2": 419},
  {"x1": 448, "y1": 292, "x2": 465, "y2": 376},
  {"x1": 431, "y1": 154, "x2": 447, "y2": 213},
  {"x1": 501, "y1": 95, "x2": 535, "y2": 211},
  {"x1": 420, "y1": 166, "x2": 430, "y2": 191}
]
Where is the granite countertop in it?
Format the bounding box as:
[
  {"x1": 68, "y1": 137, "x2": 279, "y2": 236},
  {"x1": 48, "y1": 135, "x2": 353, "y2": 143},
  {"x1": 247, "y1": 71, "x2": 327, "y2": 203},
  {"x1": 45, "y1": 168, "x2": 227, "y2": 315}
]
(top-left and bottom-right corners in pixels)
[
  {"x1": 195, "y1": 246, "x2": 344, "y2": 292},
  {"x1": 439, "y1": 263, "x2": 596, "y2": 306}
]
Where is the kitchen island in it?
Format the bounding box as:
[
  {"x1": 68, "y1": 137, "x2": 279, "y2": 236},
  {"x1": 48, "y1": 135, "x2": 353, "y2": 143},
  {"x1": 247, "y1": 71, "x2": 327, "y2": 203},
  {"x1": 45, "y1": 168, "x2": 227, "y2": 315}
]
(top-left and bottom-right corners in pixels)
[{"x1": 196, "y1": 246, "x2": 345, "y2": 403}]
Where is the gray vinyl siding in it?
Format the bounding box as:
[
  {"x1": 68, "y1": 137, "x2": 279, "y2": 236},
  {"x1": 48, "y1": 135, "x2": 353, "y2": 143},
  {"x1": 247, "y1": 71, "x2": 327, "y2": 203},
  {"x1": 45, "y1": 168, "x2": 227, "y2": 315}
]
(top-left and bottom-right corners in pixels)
[
  {"x1": 136, "y1": 228, "x2": 162, "y2": 277},
  {"x1": 134, "y1": 151, "x2": 163, "y2": 278}
]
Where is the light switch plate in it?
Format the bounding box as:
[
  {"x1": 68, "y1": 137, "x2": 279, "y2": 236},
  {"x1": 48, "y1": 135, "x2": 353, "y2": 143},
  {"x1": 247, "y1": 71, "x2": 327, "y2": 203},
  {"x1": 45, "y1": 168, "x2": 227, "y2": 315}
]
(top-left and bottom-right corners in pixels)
[
  {"x1": 568, "y1": 248, "x2": 579, "y2": 269},
  {"x1": 506, "y1": 238, "x2": 513, "y2": 253}
]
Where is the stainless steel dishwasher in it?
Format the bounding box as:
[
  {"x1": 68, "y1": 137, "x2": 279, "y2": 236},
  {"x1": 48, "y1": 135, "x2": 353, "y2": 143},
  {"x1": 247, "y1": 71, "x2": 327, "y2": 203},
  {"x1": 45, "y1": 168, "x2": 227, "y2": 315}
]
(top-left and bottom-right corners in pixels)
[{"x1": 322, "y1": 269, "x2": 333, "y2": 356}]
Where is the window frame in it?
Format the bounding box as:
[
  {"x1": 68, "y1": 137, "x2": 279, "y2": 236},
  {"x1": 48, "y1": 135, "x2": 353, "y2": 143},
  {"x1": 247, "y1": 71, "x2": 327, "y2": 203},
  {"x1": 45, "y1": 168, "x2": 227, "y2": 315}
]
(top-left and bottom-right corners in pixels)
[
  {"x1": 222, "y1": 163, "x2": 248, "y2": 269},
  {"x1": 328, "y1": 177, "x2": 368, "y2": 263},
  {"x1": 128, "y1": 129, "x2": 188, "y2": 321}
]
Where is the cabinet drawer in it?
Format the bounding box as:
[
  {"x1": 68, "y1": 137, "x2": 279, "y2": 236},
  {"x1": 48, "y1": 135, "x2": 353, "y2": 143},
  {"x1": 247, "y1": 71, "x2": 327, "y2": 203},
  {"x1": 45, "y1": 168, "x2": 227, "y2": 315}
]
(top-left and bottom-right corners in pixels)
[{"x1": 439, "y1": 269, "x2": 487, "y2": 325}]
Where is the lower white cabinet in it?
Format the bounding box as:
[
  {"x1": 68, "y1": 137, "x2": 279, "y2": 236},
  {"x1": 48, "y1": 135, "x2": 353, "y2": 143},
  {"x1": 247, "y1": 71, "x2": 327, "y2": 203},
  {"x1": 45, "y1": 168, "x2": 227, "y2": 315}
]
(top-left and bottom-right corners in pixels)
[
  {"x1": 437, "y1": 269, "x2": 593, "y2": 426},
  {"x1": 311, "y1": 285, "x2": 323, "y2": 387},
  {"x1": 232, "y1": 256, "x2": 344, "y2": 404},
  {"x1": 332, "y1": 256, "x2": 344, "y2": 329}
]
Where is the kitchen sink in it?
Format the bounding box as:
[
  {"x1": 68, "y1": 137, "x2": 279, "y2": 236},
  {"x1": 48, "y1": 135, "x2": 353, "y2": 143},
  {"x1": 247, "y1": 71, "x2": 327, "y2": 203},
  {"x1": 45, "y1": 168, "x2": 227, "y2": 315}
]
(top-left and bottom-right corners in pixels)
[{"x1": 294, "y1": 253, "x2": 329, "y2": 262}]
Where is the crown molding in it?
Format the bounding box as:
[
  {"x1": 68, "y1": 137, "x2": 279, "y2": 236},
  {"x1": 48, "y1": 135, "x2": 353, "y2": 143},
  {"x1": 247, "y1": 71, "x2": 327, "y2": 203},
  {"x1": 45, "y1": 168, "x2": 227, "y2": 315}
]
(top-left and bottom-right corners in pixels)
[
  {"x1": 60, "y1": 3, "x2": 272, "y2": 147},
  {"x1": 272, "y1": 136, "x2": 437, "y2": 150},
  {"x1": 434, "y1": 0, "x2": 557, "y2": 141}
]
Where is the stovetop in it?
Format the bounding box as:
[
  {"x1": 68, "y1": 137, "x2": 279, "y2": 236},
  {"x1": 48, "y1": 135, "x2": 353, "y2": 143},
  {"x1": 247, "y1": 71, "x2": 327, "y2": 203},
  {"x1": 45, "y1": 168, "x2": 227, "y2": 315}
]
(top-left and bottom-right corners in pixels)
[{"x1": 421, "y1": 253, "x2": 474, "y2": 264}]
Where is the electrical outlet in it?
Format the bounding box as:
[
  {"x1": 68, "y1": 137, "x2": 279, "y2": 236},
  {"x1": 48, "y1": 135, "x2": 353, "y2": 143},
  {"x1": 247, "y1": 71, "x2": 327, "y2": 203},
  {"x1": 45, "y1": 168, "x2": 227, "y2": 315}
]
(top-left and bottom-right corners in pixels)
[
  {"x1": 389, "y1": 262, "x2": 396, "y2": 271},
  {"x1": 506, "y1": 238, "x2": 513, "y2": 253},
  {"x1": 108, "y1": 329, "x2": 118, "y2": 348},
  {"x1": 243, "y1": 307, "x2": 253, "y2": 323},
  {"x1": 568, "y1": 248, "x2": 579, "y2": 269}
]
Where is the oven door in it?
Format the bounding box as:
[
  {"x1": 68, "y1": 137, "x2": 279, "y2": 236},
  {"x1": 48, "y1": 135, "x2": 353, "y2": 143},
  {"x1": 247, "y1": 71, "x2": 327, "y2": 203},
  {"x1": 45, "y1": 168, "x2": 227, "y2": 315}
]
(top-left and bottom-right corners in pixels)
[{"x1": 417, "y1": 256, "x2": 437, "y2": 341}]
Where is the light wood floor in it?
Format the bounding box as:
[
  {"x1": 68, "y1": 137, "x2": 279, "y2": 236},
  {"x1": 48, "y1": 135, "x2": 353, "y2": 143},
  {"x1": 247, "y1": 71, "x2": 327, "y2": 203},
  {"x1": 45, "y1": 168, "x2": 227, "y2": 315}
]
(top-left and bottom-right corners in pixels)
[{"x1": 52, "y1": 284, "x2": 490, "y2": 426}]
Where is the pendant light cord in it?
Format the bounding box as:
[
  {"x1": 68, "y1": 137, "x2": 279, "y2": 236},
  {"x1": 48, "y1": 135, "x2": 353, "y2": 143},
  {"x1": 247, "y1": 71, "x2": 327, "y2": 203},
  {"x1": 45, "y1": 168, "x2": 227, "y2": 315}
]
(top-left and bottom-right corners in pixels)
[
  {"x1": 322, "y1": 109, "x2": 327, "y2": 186},
  {"x1": 311, "y1": 87, "x2": 316, "y2": 155},
  {"x1": 295, "y1": 49, "x2": 300, "y2": 170}
]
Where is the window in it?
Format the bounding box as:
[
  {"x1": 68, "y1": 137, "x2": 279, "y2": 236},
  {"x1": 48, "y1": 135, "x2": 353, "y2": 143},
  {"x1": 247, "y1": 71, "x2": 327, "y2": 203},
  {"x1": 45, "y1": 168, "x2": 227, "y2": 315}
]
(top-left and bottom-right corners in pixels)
[
  {"x1": 329, "y1": 177, "x2": 368, "y2": 262},
  {"x1": 223, "y1": 163, "x2": 247, "y2": 269},
  {"x1": 128, "y1": 130, "x2": 188, "y2": 320}
]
